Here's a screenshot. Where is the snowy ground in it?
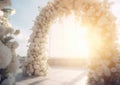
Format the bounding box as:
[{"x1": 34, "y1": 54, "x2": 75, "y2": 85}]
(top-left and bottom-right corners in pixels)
[{"x1": 16, "y1": 67, "x2": 88, "y2": 85}]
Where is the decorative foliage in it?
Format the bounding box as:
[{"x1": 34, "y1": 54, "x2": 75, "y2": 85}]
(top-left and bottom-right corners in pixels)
[
  {"x1": 0, "y1": 4, "x2": 20, "y2": 85},
  {"x1": 25, "y1": 0, "x2": 119, "y2": 84}
]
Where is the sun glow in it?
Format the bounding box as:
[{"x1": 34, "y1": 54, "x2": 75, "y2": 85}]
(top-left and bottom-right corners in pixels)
[{"x1": 49, "y1": 13, "x2": 92, "y2": 58}]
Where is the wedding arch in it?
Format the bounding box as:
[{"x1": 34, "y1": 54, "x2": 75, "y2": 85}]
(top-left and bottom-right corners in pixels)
[{"x1": 24, "y1": 0, "x2": 119, "y2": 84}]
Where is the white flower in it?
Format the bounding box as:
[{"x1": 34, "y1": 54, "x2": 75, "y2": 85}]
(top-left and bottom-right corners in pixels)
[
  {"x1": 102, "y1": 65, "x2": 111, "y2": 77},
  {"x1": 111, "y1": 67, "x2": 117, "y2": 73},
  {"x1": 0, "y1": 41, "x2": 12, "y2": 69},
  {"x1": 116, "y1": 64, "x2": 120, "y2": 70},
  {"x1": 33, "y1": 63, "x2": 39, "y2": 69},
  {"x1": 34, "y1": 69, "x2": 40, "y2": 76},
  {"x1": 0, "y1": 26, "x2": 14, "y2": 36},
  {"x1": 0, "y1": 11, "x2": 4, "y2": 16},
  {"x1": 5, "y1": 27, "x2": 14, "y2": 34},
  {"x1": 113, "y1": 57, "x2": 120, "y2": 63},
  {"x1": 39, "y1": 72, "x2": 46, "y2": 76}
]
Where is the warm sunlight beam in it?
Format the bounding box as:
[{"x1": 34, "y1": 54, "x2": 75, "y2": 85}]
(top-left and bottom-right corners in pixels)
[{"x1": 49, "y1": 13, "x2": 93, "y2": 58}]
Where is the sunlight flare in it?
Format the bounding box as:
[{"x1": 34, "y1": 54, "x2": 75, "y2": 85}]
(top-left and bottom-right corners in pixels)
[{"x1": 49, "y1": 13, "x2": 94, "y2": 58}]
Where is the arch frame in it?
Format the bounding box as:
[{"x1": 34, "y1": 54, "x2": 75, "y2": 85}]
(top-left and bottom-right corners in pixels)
[{"x1": 24, "y1": 0, "x2": 119, "y2": 84}]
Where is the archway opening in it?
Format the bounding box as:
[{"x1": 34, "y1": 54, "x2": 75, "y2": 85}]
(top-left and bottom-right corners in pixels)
[
  {"x1": 25, "y1": 2, "x2": 118, "y2": 84},
  {"x1": 49, "y1": 12, "x2": 91, "y2": 59},
  {"x1": 48, "y1": 12, "x2": 103, "y2": 67}
]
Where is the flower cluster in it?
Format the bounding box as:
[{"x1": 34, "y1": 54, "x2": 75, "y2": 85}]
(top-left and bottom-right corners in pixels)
[
  {"x1": 25, "y1": 0, "x2": 119, "y2": 85},
  {"x1": 0, "y1": 4, "x2": 20, "y2": 85}
]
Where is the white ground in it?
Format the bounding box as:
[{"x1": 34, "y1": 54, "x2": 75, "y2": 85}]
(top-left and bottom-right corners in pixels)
[{"x1": 16, "y1": 67, "x2": 88, "y2": 85}]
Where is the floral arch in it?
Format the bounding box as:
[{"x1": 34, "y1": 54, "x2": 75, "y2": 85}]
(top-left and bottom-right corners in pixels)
[{"x1": 24, "y1": 0, "x2": 119, "y2": 84}]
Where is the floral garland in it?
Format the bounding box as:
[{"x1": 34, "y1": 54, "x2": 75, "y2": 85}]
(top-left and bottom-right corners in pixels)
[
  {"x1": 0, "y1": 6, "x2": 20, "y2": 85},
  {"x1": 25, "y1": 0, "x2": 119, "y2": 84}
]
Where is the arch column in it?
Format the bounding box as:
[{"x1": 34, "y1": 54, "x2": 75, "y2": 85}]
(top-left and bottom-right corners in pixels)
[{"x1": 24, "y1": 1, "x2": 60, "y2": 76}]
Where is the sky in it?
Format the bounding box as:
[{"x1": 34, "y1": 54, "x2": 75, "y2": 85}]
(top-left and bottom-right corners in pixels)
[
  {"x1": 10, "y1": 0, "x2": 49, "y2": 56},
  {"x1": 9, "y1": 0, "x2": 120, "y2": 57}
]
